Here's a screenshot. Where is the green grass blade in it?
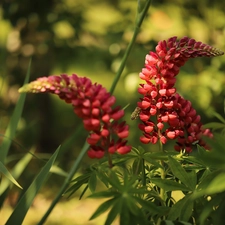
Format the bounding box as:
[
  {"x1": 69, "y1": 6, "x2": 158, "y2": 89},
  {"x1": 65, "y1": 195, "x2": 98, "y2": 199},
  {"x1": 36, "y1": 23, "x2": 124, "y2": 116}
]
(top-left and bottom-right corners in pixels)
[
  {"x1": 5, "y1": 146, "x2": 59, "y2": 225},
  {"x1": 0, "y1": 59, "x2": 31, "y2": 162},
  {"x1": 0, "y1": 150, "x2": 34, "y2": 195},
  {"x1": 0, "y1": 161, "x2": 22, "y2": 189}
]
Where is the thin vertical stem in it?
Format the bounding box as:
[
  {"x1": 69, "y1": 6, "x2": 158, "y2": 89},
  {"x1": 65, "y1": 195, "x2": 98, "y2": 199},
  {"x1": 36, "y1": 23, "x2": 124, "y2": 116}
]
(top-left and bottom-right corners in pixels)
[
  {"x1": 37, "y1": 142, "x2": 89, "y2": 225},
  {"x1": 157, "y1": 140, "x2": 166, "y2": 225},
  {"x1": 141, "y1": 158, "x2": 146, "y2": 186},
  {"x1": 109, "y1": 0, "x2": 152, "y2": 94},
  {"x1": 158, "y1": 140, "x2": 166, "y2": 202}
]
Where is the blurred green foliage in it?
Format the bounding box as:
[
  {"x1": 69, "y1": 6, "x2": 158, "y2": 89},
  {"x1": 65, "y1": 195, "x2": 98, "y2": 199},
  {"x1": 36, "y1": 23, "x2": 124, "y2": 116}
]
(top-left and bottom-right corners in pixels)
[{"x1": 0, "y1": 0, "x2": 224, "y2": 170}]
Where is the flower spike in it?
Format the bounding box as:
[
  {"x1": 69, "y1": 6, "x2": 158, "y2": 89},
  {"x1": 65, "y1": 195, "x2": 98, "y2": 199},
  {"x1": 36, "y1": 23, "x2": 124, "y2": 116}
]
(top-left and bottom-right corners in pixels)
[
  {"x1": 19, "y1": 74, "x2": 131, "y2": 158},
  {"x1": 137, "y1": 36, "x2": 223, "y2": 152}
]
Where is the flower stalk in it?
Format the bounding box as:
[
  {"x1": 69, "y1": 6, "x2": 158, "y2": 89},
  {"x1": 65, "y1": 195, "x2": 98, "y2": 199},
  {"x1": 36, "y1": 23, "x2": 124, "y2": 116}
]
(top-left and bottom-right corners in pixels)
[{"x1": 110, "y1": 0, "x2": 152, "y2": 94}]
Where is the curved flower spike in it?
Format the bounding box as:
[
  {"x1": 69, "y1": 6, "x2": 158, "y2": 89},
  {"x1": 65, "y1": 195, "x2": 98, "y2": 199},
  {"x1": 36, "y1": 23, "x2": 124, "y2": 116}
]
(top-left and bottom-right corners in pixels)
[
  {"x1": 19, "y1": 74, "x2": 131, "y2": 158},
  {"x1": 137, "y1": 36, "x2": 224, "y2": 153}
]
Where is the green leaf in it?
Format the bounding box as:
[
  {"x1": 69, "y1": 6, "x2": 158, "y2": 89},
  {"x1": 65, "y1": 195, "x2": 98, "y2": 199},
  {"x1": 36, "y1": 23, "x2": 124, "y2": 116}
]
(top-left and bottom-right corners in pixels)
[
  {"x1": 211, "y1": 112, "x2": 225, "y2": 124},
  {"x1": 151, "y1": 178, "x2": 191, "y2": 192},
  {"x1": 65, "y1": 172, "x2": 91, "y2": 197},
  {"x1": 161, "y1": 220, "x2": 192, "y2": 225},
  {"x1": 0, "y1": 161, "x2": 22, "y2": 189},
  {"x1": 0, "y1": 59, "x2": 31, "y2": 162},
  {"x1": 204, "y1": 122, "x2": 225, "y2": 130},
  {"x1": 196, "y1": 170, "x2": 221, "y2": 192},
  {"x1": 105, "y1": 199, "x2": 122, "y2": 225},
  {"x1": 194, "y1": 173, "x2": 225, "y2": 198},
  {"x1": 79, "y1": 184, "x2": 88, "y2": 200},
  {"x1": 168, "y1": 156, "x2": 195, "y2": 190},
  {"x1": 89, "y1": 190, "x2": 118, "y2": 199},
  {"x1": 5, "y1": 146, "x2": 59, "y2": 225},
  {"x1": 0, "y1": 151, "x2": 33, "y2": 195},
  {"x1": 143, "y1": 155, "x2": 163, "y2": 168},
  {"x1": 180, "y1": 200, "x2": 193, "y2": 221},
  {"x1": 50, "y1": 165, "x2": 68, "y2": 177},
  {"x1": 133, "y1": 195, "x2": 166, "y2": 215},
  {"x1": 144, "y1": 151, "x2": 178, "y2": 160},
  {"x1": 89, "y1": 198, "x2": 117, "y2": 220},
  {"x1": 0, "y1": 150, "x2": 33, "y2": 207},
  {"x1": 88, "y1": 173, "x2": 97, "y2": 193},
  {"x1": 198, "y1": 194, "x2": 223, "y2": 225},
  {"x1": 168, "y1": 194, "x2": 192, "y2": 221}
]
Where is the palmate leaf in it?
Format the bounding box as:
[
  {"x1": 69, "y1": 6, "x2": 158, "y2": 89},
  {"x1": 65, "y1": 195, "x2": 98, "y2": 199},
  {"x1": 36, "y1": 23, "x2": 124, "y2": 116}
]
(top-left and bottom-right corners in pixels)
[
  {"x1": 88, "y1": 172, "x2": 97, "y2": 193},
  {"x1": 168, "y1": 156, "x2": 196, "y2": 191},
  {"x1": 5, "y1": 146, "x2": 59, "y2": 225},
  {"x1": 133, "y1": 195, "x2": 166, "y2": 215},
  {"x1": 65, "y1": 173, "x2": 91, "y2": 198},
  {"x1": 168, "y1": 194, "x2": 193, "y2": 221},
  {"x1": 151, "y1": 178, "x2": 191, "y2": 192},
  {"x1": 105, "y1": 199, "x2": 122, "y2": 225},
  {"x1": 89, "y1": 197, "x2": 118, "y2": 220},
  {"x1": 89, "y1": 190, "x2": 118, "y2": 199}
]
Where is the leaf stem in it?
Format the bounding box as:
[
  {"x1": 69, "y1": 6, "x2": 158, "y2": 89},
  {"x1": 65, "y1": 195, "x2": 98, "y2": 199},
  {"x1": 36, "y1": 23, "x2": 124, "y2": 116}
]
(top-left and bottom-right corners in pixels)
[
  {"x1": 157, "y1": 141, "x2": 166, "y2": 224},
  {"x1": 37, "y1": 142, "x2": 89, "y2": 225}
]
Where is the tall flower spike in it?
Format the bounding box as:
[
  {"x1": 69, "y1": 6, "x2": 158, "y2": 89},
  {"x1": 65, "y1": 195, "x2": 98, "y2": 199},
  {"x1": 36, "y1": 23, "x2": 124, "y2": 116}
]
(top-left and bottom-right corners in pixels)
[
  {"x1": 19, "y1": 74, "x2": 131, "y2": 158},
  {"x1": 138, "y1": 36, "x2": 224, "y2": 153}
]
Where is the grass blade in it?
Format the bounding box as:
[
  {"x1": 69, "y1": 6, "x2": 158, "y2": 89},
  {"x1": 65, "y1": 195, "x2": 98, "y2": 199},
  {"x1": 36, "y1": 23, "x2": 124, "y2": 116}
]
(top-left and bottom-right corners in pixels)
[
  {"x1": 0, "y1": 161, "x2": 22, "y2": 189},
  {"x1": 5, "y1": 146, "x2": 59, "y2": 225},
  {"x1": 0, "y1": 150, "x2": 34, "y2": 195},
  {"x1": 0, "y1": 59, "x2": 31, "y2": 162}
]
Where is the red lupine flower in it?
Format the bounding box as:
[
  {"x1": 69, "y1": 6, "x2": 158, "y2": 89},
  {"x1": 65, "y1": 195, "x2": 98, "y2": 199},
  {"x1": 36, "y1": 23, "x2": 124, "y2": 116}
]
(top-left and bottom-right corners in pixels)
[
  {"x1": 137, "y1": 36, "x2": 224, "y2": 153},
  {"x1": 19, "y1": 74, "x2": 131, "y2": 158}
]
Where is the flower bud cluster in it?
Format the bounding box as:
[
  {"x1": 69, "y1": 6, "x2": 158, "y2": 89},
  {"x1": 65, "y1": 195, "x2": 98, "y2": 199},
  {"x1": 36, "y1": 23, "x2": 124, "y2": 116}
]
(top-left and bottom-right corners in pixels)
[
  {"x1": 19, "y1": 74, "x2": 131, "y2": 158},
  {"x1": 138, "y1": 36, "x2": 223, "y2": 152}
]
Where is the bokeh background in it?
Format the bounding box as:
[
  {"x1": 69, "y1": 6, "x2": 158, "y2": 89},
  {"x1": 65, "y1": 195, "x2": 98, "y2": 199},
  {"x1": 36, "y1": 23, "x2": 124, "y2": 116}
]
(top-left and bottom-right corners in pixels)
[{"x1": 0, "y1": 0, "x2": 225, "y2": 224}]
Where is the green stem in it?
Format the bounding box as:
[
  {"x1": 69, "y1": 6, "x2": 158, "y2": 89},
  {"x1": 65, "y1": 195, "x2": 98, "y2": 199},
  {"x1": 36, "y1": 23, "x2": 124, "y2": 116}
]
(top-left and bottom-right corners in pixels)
[
  {"x1": 141, "y1": 158, "x2": 146, "y2": 186},
  {"x1": 109, "y1": 0, "x2": 152, "y2": 94},
  {"x1": 157, "y1": 141, "x2": 166, "y2": 225},
  {"x1": 158, "y1": 140, "x2": 165, "y2": 202},
  {"x1": 37, "y1": 142, "x2": 89, "y2": 225}
]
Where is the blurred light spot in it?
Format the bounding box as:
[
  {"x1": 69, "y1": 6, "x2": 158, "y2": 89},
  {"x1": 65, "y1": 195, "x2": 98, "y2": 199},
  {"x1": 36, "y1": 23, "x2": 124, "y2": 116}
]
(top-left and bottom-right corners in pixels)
[
  {"x1": 21, "y1": 44, "x2": 35, "y2": 56},
  {"x1": 6, "y1": 30, "x2": 21, "y2": 52},
  {"x1": 53, "y1": 21, "x2": 75, "y2": 39},
  {"x1": 47, "y1": 13, "x2": 58, "y2": 23},
  {"x1": 8, "y1": 85, "x2": 20, "y2": 104},
  {"x1": 124, "y1": 73, "x2": 139, "y2": 93},
  {"x1": 109, "y1": 43, "x2": 120, "y2": 55},
  {"x1": 151, "y1": 11, "x2": 172, "y2": 29},
  {"x1": 83, "y1": 4, "x2": 122, "y2": 35},
  {"x1": 37, "y1": 43, "x2": 49, "y2": 55},
  {"x1": 111, "y1": 58, "x2": 126, "y2": 73},
  {"x1": 17, "y1": 17, "x2": 27, "y2": 30}
]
